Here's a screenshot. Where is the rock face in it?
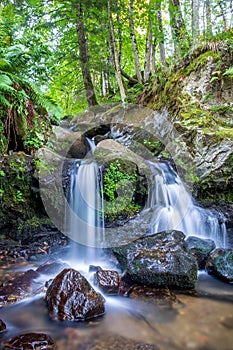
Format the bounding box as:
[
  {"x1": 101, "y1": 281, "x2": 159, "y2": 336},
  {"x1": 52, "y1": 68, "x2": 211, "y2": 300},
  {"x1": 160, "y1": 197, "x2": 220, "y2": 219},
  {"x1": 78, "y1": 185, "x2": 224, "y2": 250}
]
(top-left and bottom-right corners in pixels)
[
  {"x1": 206, "y1": 248, "x2": 233, "y2": 282},
  {"x1": 94, "y1": 270, "x2": 120, "y2": 295},
  {"x1": 44, "y1": 268, "x2": 105, "y2": 321},
  {"x1": 112, "y1": 230, "x2": 198, "y2": 289},
  {"x1": 4, "y1": 333, "x2": 56, "y2": 350},
  {"x1": 186, "y1": 236, "x2": 216, "y2": 269},
  {"x1": 50, "y1": 126, "x2": 89, "y2": 158}
]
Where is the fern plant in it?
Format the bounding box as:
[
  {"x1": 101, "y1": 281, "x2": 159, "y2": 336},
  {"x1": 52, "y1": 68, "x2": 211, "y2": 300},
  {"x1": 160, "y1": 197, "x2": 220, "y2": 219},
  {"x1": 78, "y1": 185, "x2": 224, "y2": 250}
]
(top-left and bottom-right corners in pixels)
[{"x1": 0, "y1": 45, "x2": 62, "y2": 155}]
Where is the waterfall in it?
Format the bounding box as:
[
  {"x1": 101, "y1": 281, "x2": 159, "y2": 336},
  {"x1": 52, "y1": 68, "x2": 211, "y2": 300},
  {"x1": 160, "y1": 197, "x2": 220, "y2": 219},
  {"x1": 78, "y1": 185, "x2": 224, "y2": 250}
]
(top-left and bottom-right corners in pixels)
[
  {"x1": 68, "y1": 159, "x2": 105, "y2": 260},
  {"x1": 147, "y1": 160, "x2": 228, "y2": 247}
]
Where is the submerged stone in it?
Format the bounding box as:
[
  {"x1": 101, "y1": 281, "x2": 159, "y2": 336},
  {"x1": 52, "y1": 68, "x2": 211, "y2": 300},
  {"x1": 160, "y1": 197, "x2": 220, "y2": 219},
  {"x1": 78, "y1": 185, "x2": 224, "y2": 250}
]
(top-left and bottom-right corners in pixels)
[
  {"x1": 4, "y1": 333, "x2": 56, "y2": 349},
  {"x1": 59, "y1": 332, "x2": 159, "y2": 350},
  {"x1": 94, "y1": 269, "x2": 120, "y2": 295},
  {"x1": 206, "y1": 248, "x2": 233, "y2": 282},
  {"x1": 112, "y1": 230, "x2": 198, "y2": 289},
  {"x1": 44, "y1": 268, "x2": 105, "y2": 321},
  {"x1": 129, "y1": 285, "x2": 177, "y2": 309},
  {"x1": 186, "y1": 236, "x2": 216, "y2": 269}
]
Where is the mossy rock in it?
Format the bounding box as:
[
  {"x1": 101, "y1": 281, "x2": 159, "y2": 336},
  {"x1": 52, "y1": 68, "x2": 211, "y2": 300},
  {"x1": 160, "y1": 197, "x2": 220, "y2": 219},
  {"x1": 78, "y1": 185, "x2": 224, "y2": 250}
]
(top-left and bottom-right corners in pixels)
[
  {"x1": 94, "y1": 140, "x2": 148, "y2": 223},
  {"x1": 0, "y1": 152, "x2": 47, "y2": 240}
]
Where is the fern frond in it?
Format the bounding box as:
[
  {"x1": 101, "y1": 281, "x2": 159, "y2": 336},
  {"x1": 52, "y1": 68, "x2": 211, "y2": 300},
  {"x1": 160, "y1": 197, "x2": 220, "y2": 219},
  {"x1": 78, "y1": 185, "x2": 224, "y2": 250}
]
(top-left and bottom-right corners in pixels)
[
  {"x1": 0, "y1": 74, "x2": 13, "y2": 86},
  {"x1": 0, "y1": 58, "x2": 12, "y2": 71},
  {"x1": 0, "y1": 93, "x2": 11, "y2": 107}
]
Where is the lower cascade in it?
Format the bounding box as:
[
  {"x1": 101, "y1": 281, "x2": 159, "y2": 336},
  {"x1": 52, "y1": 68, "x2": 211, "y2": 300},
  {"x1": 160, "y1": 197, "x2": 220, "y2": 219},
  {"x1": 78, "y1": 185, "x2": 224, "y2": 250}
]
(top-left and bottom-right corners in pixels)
[{"x1": 146, "y1": 160, "x2": 228, "y2": 247}]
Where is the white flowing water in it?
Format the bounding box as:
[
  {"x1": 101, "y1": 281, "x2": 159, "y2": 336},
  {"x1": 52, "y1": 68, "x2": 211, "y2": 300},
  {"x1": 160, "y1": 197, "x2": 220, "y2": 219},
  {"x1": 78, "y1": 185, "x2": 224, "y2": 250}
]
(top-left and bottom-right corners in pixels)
[
  {"x1": 147, "y1": 160, "x2": 228, "y2": 247},
  {"x1": 68, "y1": 160, "x2": 105, "y2": 261}
]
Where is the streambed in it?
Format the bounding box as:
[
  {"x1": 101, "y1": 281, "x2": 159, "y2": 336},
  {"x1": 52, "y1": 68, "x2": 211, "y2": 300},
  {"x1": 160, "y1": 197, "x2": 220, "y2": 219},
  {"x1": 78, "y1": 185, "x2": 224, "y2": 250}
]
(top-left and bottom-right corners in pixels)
[{"x1": 0, "y1": 252, "x2": 232, "y2": 350}]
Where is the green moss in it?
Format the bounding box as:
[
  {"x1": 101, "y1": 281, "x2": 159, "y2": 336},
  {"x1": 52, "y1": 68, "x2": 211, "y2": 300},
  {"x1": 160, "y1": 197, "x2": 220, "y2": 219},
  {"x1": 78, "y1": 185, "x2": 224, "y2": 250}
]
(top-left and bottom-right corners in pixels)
[
  {"x1": 0, "y1": 153, "x2": 36, "y2": 219},
  {"x1": 181, "y1": 51, "x2": 221, "y2": 76},
  {"x1": 0, "y1": 120, "x2": 7, "y2": 155}
]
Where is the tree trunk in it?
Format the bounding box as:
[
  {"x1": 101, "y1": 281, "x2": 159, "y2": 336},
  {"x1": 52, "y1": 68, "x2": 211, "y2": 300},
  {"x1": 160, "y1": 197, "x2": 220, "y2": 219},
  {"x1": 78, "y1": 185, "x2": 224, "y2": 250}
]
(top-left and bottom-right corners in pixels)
[
  {"x1": 108, "y1": 0, "x2": 126, "y2": 104},
  {"x1": 156, "y1": 3, "x2": 166, "y2": 66},
  {"x1": 205, "y1": 0, "x2": 212, "y2": 36},
  {"x1": 218, "y1": 0, "x2": 227, "y2": 30},
  {"x1": 129, "y1": 0, "x2": 142, "y2": 83},
  {"x1": 151, "y1": 37, "x2": 156, "y2": 74},
  {"x1": 168, "y1": 0, "x2": 189, "y2": 55},
  {"x1": 116, "y1": 0, "x2": 123, "y2": 64},
  {"x1": 144, "y1": 3, "x2": 153, "y2": 83},
  {"x1": 192, "y1": 0, "x2": 200, "y2": 43},
  {"x1": 76, "y1": 3, "x2": 98, "y2": 107}
]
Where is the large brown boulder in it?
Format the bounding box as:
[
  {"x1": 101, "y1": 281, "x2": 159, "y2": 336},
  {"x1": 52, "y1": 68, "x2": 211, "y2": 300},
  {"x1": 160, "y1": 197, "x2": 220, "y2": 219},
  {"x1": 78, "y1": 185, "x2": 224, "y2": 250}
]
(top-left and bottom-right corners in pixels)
[{"x1": 44, "y1": 268, "x2": 105, "y2": 321}]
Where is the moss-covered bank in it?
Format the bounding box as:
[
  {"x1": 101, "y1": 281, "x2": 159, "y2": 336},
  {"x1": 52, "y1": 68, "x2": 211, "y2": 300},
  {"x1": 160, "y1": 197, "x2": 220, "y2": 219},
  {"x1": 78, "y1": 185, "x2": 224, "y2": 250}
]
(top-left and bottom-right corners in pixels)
[{"x1": 139, "y1": 34, "x2": 233, "y2": 204}]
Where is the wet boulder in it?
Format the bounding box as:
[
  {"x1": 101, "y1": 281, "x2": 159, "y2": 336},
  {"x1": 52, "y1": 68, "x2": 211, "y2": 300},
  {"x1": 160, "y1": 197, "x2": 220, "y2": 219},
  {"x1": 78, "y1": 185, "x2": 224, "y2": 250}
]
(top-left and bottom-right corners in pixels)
[
  {"x1": 44, "y1": 268, "x2": 105, "y2": 321},
  {"x1": 112, "y1": 230, "x2": 198, "y2": 289},
  {"x1": 186, "y1": 236, "x2": 216, "y2": 269},
  {"x1": 4, "y1": 333, "x2": 56, "y2": 349},
  {"x1": 51, "y1": 126, "x2": 89, "y2": 158},
  {"x1": 206, "y1": 248, "x2": 233, "y2": 282},
  {"x1": 94, "y1": 270, "x2": 120, "y2": 295},
  {"x1": 0, "y1": 319, "x2": 6, "y2": 333},
  {"x1": 36, "y1": 259, "x2": 70, "y2": 276}
]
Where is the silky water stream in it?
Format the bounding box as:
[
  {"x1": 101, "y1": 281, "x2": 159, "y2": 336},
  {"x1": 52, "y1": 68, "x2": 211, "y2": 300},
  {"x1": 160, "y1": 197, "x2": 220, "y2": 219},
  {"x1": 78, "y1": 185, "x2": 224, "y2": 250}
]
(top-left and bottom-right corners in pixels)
[{"x1": 0, "y1": 156, "x2": 232, "y2": 350}]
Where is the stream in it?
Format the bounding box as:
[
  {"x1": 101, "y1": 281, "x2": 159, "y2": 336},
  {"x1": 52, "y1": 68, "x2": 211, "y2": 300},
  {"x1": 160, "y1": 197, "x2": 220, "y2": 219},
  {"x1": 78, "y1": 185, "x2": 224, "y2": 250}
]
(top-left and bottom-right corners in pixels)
[
  {"x1": 0, "y1": 132, "x2": 232, "y2": 349},
  {"x1": 0, "y1": 252, "x2": 232, "y2": 350}
]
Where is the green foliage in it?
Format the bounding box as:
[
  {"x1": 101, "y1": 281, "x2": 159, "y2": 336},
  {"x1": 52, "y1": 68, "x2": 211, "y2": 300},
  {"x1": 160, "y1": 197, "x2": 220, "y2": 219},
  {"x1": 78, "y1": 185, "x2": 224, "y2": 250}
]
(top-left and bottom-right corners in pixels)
[
  {"x1": 223, "y1": 67, "x2": 233, "y2": 78},
  {"x1": 0, "y1": 44, "x2": 62, "y2": 155},
  {"x1": 0, "y1": 154, "x2": 32, "y2": 211},
  {"x1": 143, "y1": 139, "x2": 164, "y2": 156},
  {"x1": 103, "y1": 160, "x2": 141, "y2": 221}
]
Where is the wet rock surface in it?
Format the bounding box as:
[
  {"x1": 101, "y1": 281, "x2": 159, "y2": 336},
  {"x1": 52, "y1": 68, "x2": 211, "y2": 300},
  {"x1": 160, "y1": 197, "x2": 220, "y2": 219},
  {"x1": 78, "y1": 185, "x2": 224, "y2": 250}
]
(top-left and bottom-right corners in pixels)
[
  {"x1": 112, "y1": 230, "x2": 198, "y2": 289},
  {"x1": 186, "y1": 236, "x2": 216, "y2": 269},
  {"x1": 0, "y1": 259, "x2": 70, "y2": 306},
  {"x1": 0, "y1": 269, "x2": 42, "y2": 306},
  {"x1": 36, "y1": 259, "x2": 69, "y2": 276},
  {"x1": 45, "y1": 268, "x2": 105, "y2": 321},
  {"x1": 206, "y1": 248, "x2": 233, "y2": 282},
  {"x1": 3, "y1": 332, "x2": 56, "y2": 349},
  {"x1": 0, "y1": 232, "x2": 67, "y2": 264},
  {"x1": 94, "y1": 270, "x2": 120, "y2": 295},
  {"x1": 0, "y1": 319, "x2": 6, "y2": 333}
]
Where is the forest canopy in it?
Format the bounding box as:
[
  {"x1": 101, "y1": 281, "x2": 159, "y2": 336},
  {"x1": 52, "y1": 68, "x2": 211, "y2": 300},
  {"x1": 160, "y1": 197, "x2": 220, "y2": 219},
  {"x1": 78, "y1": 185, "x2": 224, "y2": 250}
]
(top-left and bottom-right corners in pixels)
[{"x1": 0, "y1": 0, "x2": 232, "y2": 154}]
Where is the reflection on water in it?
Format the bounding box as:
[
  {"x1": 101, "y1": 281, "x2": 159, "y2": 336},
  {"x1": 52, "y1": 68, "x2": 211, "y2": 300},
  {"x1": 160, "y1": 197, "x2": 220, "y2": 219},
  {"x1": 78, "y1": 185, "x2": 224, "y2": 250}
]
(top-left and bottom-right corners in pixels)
[{"x1": 0, "y1": 263, "x2": 232, "y2": 350}]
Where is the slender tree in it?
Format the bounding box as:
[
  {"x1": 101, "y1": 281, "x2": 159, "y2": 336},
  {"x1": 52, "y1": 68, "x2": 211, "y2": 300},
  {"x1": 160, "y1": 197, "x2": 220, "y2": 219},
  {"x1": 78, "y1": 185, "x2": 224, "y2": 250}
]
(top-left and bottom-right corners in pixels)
[
  {"x1": 108, "y1": 0, "x2": 126, "y2": 104},
  {"x1": 75, "y1": 2, "x2": 98, "y2": 107},
  {"x1": 156, "y1": 0, "x2": 166, "y2": 66},
  {"x1": 192, "y1": 0, "x2": 200, "y2": 43},
  {"x1": 205, "y1": 0, "x2": 212, "y2": 36},
  {"x1": 168, "y1": 0, "x2": 189, "y2": 55},
  {"x1": 129, "y1": 0, "x2": 142, "y2": 83}
]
